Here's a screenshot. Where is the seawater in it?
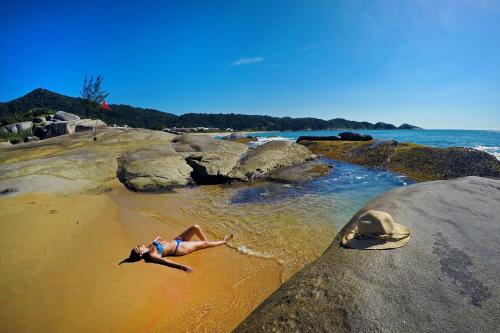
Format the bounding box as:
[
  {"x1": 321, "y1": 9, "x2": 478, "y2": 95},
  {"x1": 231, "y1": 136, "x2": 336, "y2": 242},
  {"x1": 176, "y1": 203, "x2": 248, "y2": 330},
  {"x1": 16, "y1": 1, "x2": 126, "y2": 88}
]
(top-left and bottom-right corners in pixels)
[
  {"x1": 249, "y1": 129, "x2": 500, "y2": 159},
  {"x1": 167, "y1": 159, "x2": 413, "y2": 280},
  {"x1": 199, "y1": 128, "x2": 499, "y2": 278}
]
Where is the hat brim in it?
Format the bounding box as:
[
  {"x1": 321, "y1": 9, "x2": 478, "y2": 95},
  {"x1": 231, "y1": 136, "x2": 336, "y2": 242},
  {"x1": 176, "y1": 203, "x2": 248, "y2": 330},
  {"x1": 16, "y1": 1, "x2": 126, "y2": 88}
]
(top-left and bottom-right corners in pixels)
[{"x1": 341, "y1": 223, "x2": 410, "y2": 250}]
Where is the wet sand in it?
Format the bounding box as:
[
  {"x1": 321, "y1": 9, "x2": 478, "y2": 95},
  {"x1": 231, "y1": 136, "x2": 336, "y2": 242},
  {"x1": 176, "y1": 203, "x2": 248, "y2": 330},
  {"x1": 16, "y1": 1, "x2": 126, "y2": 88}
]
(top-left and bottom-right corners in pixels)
[{"x1": 0, "y1": 181, "x2": 282, "y2": 332}]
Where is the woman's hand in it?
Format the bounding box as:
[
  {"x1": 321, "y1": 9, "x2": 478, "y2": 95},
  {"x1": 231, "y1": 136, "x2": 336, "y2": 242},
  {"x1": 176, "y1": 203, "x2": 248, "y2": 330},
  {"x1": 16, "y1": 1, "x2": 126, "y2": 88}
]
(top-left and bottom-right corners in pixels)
[{"x1": 182, "y1": 265, "x2": 194, "y2": 273}]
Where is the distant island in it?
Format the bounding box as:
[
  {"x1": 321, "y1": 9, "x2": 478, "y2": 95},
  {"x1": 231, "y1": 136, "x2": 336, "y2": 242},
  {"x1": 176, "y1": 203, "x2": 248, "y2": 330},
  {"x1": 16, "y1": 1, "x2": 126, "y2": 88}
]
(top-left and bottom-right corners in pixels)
[{"x1": 0, "y1": 88, "x2": 421, "y2": 131}]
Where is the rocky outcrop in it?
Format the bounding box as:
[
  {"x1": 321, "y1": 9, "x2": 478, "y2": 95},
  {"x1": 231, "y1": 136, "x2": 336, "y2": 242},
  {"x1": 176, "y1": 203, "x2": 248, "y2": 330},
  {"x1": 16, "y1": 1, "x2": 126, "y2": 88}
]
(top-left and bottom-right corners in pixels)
[
  {"x1": 0, "y1": 130, "x2": 328, "y2": 195},
  {"x1": 33, "y1": 116, "x2": 46, "y2": 123},
  {"x1": 16, "y1": 121, "x2": 34, "y2": 133},
  {"x1": 186, "y1": 152, "x2": 244, "y2": 184},
  {"x1": 36, "y1": 118, "x2": 107, "y2": 139},
  {"x1": 118, "y1": 146, "x2": 193, "y2": 192},
  {"x1": 0, "y1": 128, "x2": 176, "y2": 196},
  {"x1": 338, "y1": 132, "x2": 373, "y2": 141},
  {"x1": 43, "y1": 121, "x2": 77, "y2": 138},
  {"x1": 297, "y1": 135, "x2": 340, "y2": 143},
  {"x1": 173, "y1": 134, "x2": 249, "y2": 183},
  {"x1": 235, "y1": 176, "x2": 500, "y2": 333},
  {"x1": 300, "y1": 140, "x2": 500, "y2": 181},
  {"x1": 75, "y1": 119, "x2": 107, "y2": 133},
  {"x1": 235, "y1": 141, "x2": 316, "y2": 180},
  {"x1": 54, "y1": 110, "x2": 80, "y2": 121},
  {"x1": 1, "y1": 121, "x2": 33, "y2": 134},
  {"x1": 264, "y1": 161, "x2": 332, "y2": 183},
  {"x1": 173, "y1": 134, "x2": 249, "y2": 155}
]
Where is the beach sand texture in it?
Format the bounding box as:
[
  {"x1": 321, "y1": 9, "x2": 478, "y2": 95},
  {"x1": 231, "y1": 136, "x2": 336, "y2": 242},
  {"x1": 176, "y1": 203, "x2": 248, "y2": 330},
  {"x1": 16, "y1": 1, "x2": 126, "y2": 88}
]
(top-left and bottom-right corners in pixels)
[{"x1": 0, "y1": 182, "x2": 285, "y2": 333}]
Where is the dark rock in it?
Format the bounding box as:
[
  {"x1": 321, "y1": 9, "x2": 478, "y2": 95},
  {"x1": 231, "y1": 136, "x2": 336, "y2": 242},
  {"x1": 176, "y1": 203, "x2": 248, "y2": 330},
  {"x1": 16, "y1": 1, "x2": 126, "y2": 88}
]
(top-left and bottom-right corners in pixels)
[
  {"x1": 33, "y1": 126, "x2": 48, "y2": 139},
  {"x1": 300, "y1": 141, "x2": 500, "y2": 181},
  {"x1": 23, "y1": 136, "x2": 39, "y2": 143},
  {"x1": 338, "y1": 132, "x2": 373, "y2": 141},
  {"x1": 264, "y1": 161, "x2": 332, "y2": 183},
  {"x1": 44, "y1": 121, "x2": 75, "y2": 138},
  {"x1": 296, "y1": 135, "x2": 340, "y2": 143},
  {"x1": 235, "y1": 176, "x2": 500, "y2": 333},
  {"x1": 222, "y1": 133, "x2": 252, "y2": 140},
  {"x1": 0, "y1": 187, "x2": 18, "y2": 195},
  {"x1": 33, "y1": 116, "x2": 46, "y2": 123}
]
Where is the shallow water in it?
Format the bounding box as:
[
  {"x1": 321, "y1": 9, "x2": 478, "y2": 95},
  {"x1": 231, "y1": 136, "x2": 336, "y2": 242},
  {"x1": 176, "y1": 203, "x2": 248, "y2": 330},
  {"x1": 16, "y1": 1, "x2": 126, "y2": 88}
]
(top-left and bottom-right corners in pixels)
[
  {"x1": 152, "y1": 159, "x2": 414, "y2": 280},
  {"x1": 248, "y1": 129, "x2": 500, "y2": 159}
]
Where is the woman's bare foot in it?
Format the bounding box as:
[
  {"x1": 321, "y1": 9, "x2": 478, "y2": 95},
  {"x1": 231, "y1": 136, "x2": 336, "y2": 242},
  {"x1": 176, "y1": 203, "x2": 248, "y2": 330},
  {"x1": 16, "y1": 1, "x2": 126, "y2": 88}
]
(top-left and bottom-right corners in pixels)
[{"x1": 224, "y1": 234, "x2": 234, "y2": 243}]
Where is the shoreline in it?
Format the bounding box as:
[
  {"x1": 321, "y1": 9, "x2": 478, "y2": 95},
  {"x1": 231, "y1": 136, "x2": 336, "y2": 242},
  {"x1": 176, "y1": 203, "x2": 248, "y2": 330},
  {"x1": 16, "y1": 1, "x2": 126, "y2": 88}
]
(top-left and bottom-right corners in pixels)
[{"x1": 0, "y1": 181, "x2": 283, "y2": 332}]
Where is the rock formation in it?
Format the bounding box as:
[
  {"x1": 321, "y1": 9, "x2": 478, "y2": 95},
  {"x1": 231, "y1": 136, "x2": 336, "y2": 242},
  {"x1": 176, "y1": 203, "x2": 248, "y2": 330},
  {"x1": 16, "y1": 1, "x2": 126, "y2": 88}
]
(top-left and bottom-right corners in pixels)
[
  {"x1": 300, "y1": 139, "x2": 500, "y2": 181},
  {"x1": 0, "y1": 129, "x2": 330, "y2": 196},
  {"x1": 235, "y1": 176, "x2": 500, "y2": 333}
]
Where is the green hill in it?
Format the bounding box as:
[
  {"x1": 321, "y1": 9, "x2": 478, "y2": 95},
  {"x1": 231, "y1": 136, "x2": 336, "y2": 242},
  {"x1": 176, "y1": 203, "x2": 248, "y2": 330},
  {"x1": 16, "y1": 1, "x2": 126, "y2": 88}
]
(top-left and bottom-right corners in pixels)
[{"x1": 0, "y1": 89, "x2": 421, "y2": 131}]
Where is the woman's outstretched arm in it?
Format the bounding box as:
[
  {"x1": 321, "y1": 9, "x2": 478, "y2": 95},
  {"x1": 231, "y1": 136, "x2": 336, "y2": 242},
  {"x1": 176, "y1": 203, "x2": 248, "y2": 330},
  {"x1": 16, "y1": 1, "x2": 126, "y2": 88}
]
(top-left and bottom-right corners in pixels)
[{"x1": 147, "y1": 256, "x2": 193, "y2": 273}]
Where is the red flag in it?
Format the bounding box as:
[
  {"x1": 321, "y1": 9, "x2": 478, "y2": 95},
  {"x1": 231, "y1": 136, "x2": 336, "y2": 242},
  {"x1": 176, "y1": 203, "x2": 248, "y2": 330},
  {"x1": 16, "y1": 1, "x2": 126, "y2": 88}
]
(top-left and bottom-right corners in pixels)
[{"x1": 101, "y1": 100, "x2": 111, "y2": 110}]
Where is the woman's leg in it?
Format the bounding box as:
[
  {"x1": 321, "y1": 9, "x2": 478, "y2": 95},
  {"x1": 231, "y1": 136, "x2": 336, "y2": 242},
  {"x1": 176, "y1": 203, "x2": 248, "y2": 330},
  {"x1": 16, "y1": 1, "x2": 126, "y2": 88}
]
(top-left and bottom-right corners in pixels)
[
  {"x1": 175, "y1": 239, "x2": 227, "y2": 255},
  {"x1": 175, "y1": 224, "x2": 208, "y2": 241}
]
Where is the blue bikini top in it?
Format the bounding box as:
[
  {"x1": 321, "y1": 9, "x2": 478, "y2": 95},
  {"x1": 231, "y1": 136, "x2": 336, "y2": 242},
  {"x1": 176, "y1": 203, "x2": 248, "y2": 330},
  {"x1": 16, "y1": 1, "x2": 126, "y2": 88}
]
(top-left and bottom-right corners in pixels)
[{"x1": 152, "y1": 241, "x2": 164, "y2": 255}]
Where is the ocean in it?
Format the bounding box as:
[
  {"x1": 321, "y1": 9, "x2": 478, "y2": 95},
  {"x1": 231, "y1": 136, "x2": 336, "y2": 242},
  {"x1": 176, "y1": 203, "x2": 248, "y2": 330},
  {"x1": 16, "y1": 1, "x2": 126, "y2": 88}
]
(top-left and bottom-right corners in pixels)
[{"x1": 249, "y1": 129, "x2": 500, "y2": 160}]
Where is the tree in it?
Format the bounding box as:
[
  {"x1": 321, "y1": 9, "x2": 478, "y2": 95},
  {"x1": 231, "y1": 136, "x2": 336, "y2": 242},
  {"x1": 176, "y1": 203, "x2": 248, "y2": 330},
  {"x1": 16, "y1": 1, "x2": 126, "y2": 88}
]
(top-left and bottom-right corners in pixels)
[
  {"x1": 80, "y1": 75, "x2": 109, "y2": 118},
  {"x1": 80, "y1": 75, "x2": 109, "y2": 104}
]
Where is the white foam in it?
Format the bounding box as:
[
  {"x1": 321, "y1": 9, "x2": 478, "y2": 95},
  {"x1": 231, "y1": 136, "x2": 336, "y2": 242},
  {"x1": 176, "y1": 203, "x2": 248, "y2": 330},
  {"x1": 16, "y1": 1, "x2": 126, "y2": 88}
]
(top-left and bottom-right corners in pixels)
[
  {"x1": 236, "y1": 245, "x2": 274, "y2": 259},
  {"x1": 249, "y1": 136, "x2": 295, "y2": 147},
  {"x1": 474, "y1": 146, "x2": 500, "y2": 160}
]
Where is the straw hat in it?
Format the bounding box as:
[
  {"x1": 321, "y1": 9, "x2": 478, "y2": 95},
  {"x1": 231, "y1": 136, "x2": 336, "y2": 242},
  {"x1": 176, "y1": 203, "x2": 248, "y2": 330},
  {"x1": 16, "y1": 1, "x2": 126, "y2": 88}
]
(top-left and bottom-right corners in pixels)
[{"x1": 341, "y1": 210, "x2": 410, "y2": 250}]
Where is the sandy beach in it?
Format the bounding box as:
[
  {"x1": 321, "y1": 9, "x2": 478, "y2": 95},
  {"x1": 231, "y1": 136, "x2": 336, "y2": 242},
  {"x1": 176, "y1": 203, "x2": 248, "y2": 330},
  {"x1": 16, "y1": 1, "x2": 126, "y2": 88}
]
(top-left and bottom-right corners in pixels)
[{"x1": 0, "y1": 180, "x2": 282, "y2": 332}]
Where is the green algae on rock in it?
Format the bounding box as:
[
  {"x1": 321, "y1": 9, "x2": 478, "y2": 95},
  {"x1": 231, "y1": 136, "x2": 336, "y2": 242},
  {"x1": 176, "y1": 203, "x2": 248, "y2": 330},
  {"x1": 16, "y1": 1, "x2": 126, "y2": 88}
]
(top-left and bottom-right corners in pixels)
[{"x1": 300, "y1": 140, "x2": 500, "y2": 181}]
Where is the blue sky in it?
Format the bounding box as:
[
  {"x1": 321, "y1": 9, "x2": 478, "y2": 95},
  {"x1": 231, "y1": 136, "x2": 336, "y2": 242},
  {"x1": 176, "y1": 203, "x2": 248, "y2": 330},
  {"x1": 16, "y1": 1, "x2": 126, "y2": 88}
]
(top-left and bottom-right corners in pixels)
[{"x1": 1, "y1": 0, "x2": 499, "y2": 129}]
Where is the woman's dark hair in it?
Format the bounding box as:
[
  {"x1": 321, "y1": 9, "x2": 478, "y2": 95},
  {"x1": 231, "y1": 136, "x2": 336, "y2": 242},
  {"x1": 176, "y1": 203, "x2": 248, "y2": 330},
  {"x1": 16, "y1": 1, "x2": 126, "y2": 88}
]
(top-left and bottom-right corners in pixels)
[{"x1": 119, "y1": 248, "x2": 143, "y2": 265}]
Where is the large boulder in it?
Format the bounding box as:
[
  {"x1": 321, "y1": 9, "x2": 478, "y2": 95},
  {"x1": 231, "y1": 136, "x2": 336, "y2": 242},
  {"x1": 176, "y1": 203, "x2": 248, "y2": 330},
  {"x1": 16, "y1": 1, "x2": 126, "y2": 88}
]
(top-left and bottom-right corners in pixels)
[
  {"x1": 15, "y1": 121, "x2": 33, "y2": 133},
  {"x1": 118, "y1": 146, "x2": 193, "y2": 192},
  {"x1": 173, "y1": 134, "x2": 249, "y2": 183},
  {"x1": 75, "y1": 119, "x2": 107, "y2": 132},
  {"x1": 235, "y1": 176, "x2": 500, "y2": 333},
  {"x1": 53, "y1": 111, "x2": 80, "y2": 121},
  {"x1": 0, "y1": 122, "x2": 33, "y2": 134},
  {"x1": 264, "y1": 161, "x2": 332, "y2": 183},
  {"x1": 186, "y1": 152, "x2": 244, "y2": 184},
  {"x1": 235, "y1": 141, "x2": 316, "y2": 180},
  {"x1": 44, "y1": 121, "x2": 77, "y2": 138},
  {"x1": 2, "y1": 124, "x2": 18, "y2": 133}
]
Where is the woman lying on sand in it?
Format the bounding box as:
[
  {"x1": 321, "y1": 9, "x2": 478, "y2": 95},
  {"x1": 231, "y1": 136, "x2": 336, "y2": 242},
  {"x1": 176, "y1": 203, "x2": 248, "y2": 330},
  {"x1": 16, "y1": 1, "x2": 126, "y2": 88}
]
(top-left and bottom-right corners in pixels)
[{"x1": 120, "y1": 225, "x2": 233, "y2": 273}]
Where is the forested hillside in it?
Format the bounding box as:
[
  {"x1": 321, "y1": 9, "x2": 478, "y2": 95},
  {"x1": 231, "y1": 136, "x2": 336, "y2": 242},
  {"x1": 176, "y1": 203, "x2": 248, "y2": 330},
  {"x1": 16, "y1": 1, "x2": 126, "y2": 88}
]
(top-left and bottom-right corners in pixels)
[{"x1": 0, "y1": 89, "x2": 421, "y2": 131}]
